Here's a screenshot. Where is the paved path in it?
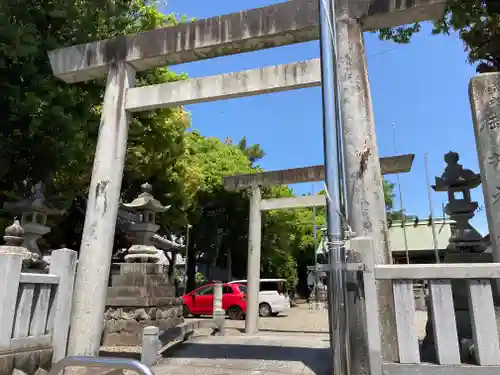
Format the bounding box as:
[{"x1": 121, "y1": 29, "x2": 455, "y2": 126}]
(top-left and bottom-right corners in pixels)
[
  {"x1": 150, "y1": 305, "x2": 331, "y2": 375},
  {"x1": 186, "y1": 304, "x2": 331, "y2": 337},
  {"x1": 95, "y1": 304, "x2": 430, "y2": 374},
  {"x1": 153, "y1": 333, "x2": 331, "y2": 375}
]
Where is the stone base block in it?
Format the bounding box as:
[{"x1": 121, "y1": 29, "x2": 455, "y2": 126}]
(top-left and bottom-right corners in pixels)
[
  {"x1": 102, "y1": 306, "x2": 183, "y2": 346},
  {"x1": 0, "y1": 348, "x2": 52, "y2": 375},
  {"x1": 445, "y1": 252, "x2": 500, "y2": 309},
  {"x1": 421, "y1": 307, "x2": 500, "y2": 364},
  {"x1": 103, "y1": 262, "x2": 184, "y2": 346},
  {"x1": 118, "y1": 263, "x2": 165, "y2": 275}
]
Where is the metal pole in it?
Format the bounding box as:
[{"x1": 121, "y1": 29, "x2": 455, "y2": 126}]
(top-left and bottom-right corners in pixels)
[
  {"x1": 391, "y1": 123, "x2": 410, "y2": 264},
  {"x1": 312, "y1": 186, "x2": 320, "y2": 307},
  {"x1": 424, "y1": 153, "x2": 440, "y2": 263},
  {"x1": 49, "y1": 356, "x2": 155, "y2": 375},
  {"x1": 318, "y1": 0, "x2": 349, "y2": 374},
  {"x1": 183, "y1": 224, "x2": 192, "y2": 295}
]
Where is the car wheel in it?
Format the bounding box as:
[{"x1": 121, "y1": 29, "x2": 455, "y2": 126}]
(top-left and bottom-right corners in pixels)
[
  {"x1": 259, "y1": 303, "x2": 272, "y2": 317},
  {"x1": 183, "y1": 305, "x2": 191, "y2": 318},
  {"x1": 227, "y1": 306, "x2": 243, "y2": 320}
]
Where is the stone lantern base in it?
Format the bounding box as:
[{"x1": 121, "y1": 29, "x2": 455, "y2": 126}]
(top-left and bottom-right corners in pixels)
[{"x1": 103, "y1": 263, "x2": 184, "y2": 346}]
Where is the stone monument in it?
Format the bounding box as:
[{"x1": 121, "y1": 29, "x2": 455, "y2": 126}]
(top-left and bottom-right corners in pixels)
[
  {"x1": 470, "y1": 72, "x2": 500, "y2": 264},
  {"x1": 421, "y1": 151, "x2": 497, "y2": 363},
  {"x1": 3, "y1": 182, "x2": 63, "y2": 269},
  {"x1": 103, "y1": 183, "x2": 183, "y2": 346}
]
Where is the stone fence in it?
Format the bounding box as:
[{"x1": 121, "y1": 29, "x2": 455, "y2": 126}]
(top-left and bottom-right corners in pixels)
[
  {"x1": 0, "y1": 249, "x2": 77, "y2": 375},
  {"x1": 352, "y1": 237, "x2": 500, "y2": 374}
]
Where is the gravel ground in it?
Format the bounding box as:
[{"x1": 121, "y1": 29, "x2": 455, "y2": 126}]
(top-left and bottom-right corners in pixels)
[{"x1": 185, "y1": 303, "x2": 429, "y2": 339}]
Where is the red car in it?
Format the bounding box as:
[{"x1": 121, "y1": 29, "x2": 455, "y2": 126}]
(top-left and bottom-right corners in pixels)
[{"x1": 182, "y1": 283, "x2": 247, "y2": 320}]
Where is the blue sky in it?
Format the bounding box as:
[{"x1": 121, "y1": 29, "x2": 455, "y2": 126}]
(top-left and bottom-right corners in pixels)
[{"x1": 163, "y1": 0, "x2": 487, "y2": 235}]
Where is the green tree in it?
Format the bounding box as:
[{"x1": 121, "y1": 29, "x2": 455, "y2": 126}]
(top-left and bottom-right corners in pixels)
[
  {"x1": 377, "y1": 0, "x2": 500, "y2": 73},
  {"x1": 383, "y1": 180, "x2": 396, "y2": 211},
  {"x1": 0, "y1": 1, "x2": 187, "y2": 199},
  {"x1": 0, "y1": 0, "x2": 192, "y2": 240},
  {"x1": 237, "y1": 137, "x2": 266, "y2": 166}
]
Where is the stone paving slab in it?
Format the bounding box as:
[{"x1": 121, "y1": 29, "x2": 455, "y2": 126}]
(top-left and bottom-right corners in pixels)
[{"x1": 153, "y1": 334, "x2": 330, "y2": 375}]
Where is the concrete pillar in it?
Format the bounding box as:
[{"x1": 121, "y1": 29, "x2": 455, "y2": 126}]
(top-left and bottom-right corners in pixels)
[
  {"x1": 213, "y1": 281, "x2": 225, "y2": 336},
  {"x1": 245, "y1": 185, "x2": 262, "y2": 334},
  {"x1": 336, "y1": 16, "x2": 399, "y2": 368},
  {"x1": 470, "y1": 73, "x2": 500, "y2": 265},
  {"x1": 67, "y1": 61, "x2": 136, "y2": 356}
]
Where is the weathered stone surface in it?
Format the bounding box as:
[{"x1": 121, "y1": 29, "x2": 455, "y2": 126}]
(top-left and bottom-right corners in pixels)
[
  {"x1": 119, "y1": 262, "x2": 164, "y2": 275},
  {"x1": 104, "y1": 306, "x2": 182, "y2": 321},
  {"x1": 67, "y1": 62, "x2": 136, "y2": 358},
  {"x1": 126, "y1": 59, "x2": 322, "y2": 112},
  {"x1": 37, "y1": 350, "x2": 51, "y2": 371},
  {"x1": 48, "y1": 0, "x2": 447, "y2": 83},
  {"x1": 0, "y1": 349, "x2": 52, "y2": 375},
  {"x1": 111, "y1": 271, "x2": 169, "y2": 287},
  {"x1": 470, "y1": 72, "x2": 500, "y2": 263},
  {"x1": 103, "y1": 262, "x2": 184, "y2": 346},
  {"x1": 34, "y1": 368, "x2": 48, "y2": 375},
  {"x1": 102, "y1": 306, "x2": 183, "y2": 346},
  {"x1": 107, "y1": 284, "x2": 175, "y2": 300},
  {"x1": 106, "y1": 266, "x2": 178, "y2": 306},
  {"x1": 224, "y1": 154, "x2": 414, "y2": 189},
  {"x1": 0, "y1": 352, "x2": 14, "y2": 374},
  {"x1": 13, "y1": 351, "x2": 39, "y2": 375}
]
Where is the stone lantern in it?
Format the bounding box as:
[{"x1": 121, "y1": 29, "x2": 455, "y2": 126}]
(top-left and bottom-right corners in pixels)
[
  {"x1": 103, "y1": 182, "x2": 183, "y2": 347},
  {"x1": 422, "y1": 151, "x2": 495, "y2": 363},
  {"x1": 3, "y1": 182, "x2": 63, "y2": 264},
  {"x1": 433, "y1": 151, "x2": 485, "y2": 253},
  {"x1": 121, "y1": 182, "x2": 170, "y2": 263}
]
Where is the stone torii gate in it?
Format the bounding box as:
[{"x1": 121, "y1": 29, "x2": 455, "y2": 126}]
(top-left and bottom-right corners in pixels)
[
  {"x1": 223, "y1": 155, "x2": 415, "y2": 335},
  {"x1": 47, "y1": 0, "x2": 447, "y2": 368}
]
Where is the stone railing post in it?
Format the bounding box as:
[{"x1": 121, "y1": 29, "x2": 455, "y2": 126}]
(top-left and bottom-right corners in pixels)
[
  {"x1": 213, "y1": 281, "x2": 225, "y2": 336},
  {"x1": 0, "y1": 253, "x2": 23, "y2": 350},
  {"x1": 49, "y1": 249, "x2": 78, "y2": 363},
  {"x1": 141, "y1": 326, "x2": 161, "y2": 366}
]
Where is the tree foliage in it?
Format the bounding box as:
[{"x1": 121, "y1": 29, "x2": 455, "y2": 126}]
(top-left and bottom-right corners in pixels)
[{"x1": 377, "y1": 0, "x2": 500, "y2": 73}]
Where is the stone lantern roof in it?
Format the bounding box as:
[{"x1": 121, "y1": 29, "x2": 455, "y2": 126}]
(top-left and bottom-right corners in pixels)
[
  {"x1": 433, "y1": 151, "x2": 481, "y2": 191},
  {"x1": 4, "y1": 182, "x2": 63, "y2": 217},
  {"x1": 3, "y1": 182, "x2": 63, "y2": 266},
  {"x1": 122, "y1": 182, "x2": 170, "y2": 213}
]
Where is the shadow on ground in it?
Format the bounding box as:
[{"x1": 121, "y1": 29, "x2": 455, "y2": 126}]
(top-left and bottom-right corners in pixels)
[
  {"x1": 234, "y1": 328, "x2": 329, "y2": 335},
  {"x1": 161, "y1": 342, "x2": 331, "y2": 374},
  {"x1": 98, "y1": 350, "x2": 141, "y2": 360}
]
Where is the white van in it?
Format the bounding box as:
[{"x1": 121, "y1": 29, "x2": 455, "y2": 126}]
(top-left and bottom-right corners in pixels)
[{"x1": 228, "y1": 278, "x2": 290, "y2": 317}]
